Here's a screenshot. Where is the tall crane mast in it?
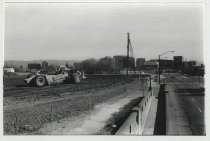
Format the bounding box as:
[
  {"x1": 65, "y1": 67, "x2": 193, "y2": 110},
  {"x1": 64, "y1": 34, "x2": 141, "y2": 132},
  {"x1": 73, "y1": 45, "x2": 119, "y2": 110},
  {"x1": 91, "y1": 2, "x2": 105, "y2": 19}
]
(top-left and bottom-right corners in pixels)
[
  {"x1": 127, "y1": 33, "x2": 130, "y2": 76},
  {"x1": 126, "y1": 33, "x2": 135, "y2": 76}
]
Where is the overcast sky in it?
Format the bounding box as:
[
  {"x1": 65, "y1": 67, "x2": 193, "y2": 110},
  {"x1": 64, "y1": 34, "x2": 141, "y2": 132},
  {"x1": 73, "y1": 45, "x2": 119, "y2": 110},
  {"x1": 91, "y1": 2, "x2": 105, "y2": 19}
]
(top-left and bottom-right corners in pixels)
[{"x1": 4, "y1": 3, "x2": 204, "y2": 62}]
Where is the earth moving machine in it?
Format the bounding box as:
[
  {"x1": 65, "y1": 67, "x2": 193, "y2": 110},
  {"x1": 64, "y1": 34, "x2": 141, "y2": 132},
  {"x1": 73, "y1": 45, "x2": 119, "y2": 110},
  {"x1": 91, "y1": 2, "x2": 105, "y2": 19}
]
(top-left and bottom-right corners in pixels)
[{"x1": 24, "y1": 66, "x2": 86, "y2": 87}]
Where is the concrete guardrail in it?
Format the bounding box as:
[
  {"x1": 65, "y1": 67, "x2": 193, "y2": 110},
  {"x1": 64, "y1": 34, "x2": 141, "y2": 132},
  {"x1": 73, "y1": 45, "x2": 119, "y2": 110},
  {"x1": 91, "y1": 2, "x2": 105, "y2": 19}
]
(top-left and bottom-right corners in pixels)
[{"x1": 115, "y1": 90, "x2": 153, "y2": 135}]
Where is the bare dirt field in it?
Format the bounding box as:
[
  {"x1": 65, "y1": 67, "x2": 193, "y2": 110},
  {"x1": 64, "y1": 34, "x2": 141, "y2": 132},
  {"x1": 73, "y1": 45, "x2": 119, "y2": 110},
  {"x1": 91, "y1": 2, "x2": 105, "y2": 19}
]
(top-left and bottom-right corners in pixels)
[{"x1": 3, "y1": 75, "x2": 141, "y2": 135}]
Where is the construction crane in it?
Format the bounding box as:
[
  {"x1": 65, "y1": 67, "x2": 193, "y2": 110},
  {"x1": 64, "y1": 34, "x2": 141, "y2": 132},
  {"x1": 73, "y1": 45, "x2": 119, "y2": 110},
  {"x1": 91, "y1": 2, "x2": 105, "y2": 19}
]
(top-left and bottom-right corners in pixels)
[{"x1": 126, "y1": 33, "x2": 135, "y2": 76}]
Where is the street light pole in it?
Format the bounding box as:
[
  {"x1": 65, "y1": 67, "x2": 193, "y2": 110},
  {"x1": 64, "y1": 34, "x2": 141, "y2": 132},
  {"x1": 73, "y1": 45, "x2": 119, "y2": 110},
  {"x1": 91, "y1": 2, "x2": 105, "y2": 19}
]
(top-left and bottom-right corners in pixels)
[
  {"x1": 158, "y1": 55, "x2": 161, "y2": 84},
  {"x1": 158, "y1": 51, "x2": 174, "y2": 84}
]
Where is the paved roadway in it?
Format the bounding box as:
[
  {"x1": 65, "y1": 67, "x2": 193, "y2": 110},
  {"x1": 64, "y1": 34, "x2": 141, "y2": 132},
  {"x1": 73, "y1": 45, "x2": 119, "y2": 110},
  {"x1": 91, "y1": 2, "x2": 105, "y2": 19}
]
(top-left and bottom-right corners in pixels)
[{"x1": 163, "y1": 73, "x2": 205, "y2": 135}]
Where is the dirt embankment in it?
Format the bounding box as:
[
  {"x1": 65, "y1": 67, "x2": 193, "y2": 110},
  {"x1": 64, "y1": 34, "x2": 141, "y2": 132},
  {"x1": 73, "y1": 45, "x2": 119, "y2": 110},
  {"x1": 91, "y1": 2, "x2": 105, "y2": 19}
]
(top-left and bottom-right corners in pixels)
[
  {"x1": 102, "y1": 98, "x2": 142, "y2": 134},
  {"x1": 4, "y1": 75, "x2": 139, "y2": 134}
]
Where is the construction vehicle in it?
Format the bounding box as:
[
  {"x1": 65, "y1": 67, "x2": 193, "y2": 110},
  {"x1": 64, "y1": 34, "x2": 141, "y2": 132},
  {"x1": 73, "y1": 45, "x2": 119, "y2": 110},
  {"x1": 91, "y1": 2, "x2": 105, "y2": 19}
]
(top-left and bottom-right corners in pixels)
[{"x1": 24, "y1": 66, "x2": 86, "y2": 87}]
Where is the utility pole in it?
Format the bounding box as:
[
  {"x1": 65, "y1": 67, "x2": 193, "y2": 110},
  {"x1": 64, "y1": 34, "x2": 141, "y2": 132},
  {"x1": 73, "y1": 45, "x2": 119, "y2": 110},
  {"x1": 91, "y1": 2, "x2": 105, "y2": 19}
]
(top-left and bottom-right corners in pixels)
[{"x1": 127, "y1": 33, "x2": 130, "y2": 76}]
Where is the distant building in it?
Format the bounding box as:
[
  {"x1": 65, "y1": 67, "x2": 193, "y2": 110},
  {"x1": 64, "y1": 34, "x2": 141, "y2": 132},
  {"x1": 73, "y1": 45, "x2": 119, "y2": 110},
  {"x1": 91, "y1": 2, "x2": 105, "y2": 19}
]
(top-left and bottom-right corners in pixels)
[
  {"x1": 28, "y1": 63, "x2": 41, "y2": 70},
  {"x1": 136, "y1": 58, "x2": 145, "y2": 70},
  {"x1": 159, "y1": 59, "x2": 173, "y2": 70},
  {"x1": 142, "y1": 61, "x2": 158, "y2": 70},
  {"x1": 181, "y1": 61, "x2": 196, "y2": 74},
  {"x1": 113, "y1": 55, "x2": 135, "y2": 73},
  {"x1": 98, "y1": 56, "x2": 112, "y2": 73},
  {"x1": 174, "y1": 56, "x2": 183, "y2": 71},
  {"x1": 42, "y1": 61, "x2": 48, "y2": 69},
  {"x1": 191, "y1": 65, "x2": 204, "y2": 76}
]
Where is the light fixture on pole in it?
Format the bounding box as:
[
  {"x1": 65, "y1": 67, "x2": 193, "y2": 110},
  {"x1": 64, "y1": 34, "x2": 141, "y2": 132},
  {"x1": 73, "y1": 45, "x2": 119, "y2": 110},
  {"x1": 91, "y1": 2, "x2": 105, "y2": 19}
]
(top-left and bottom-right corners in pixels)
[{"x1": 158, "y1": 51, "x2": 174, "y2": 84}]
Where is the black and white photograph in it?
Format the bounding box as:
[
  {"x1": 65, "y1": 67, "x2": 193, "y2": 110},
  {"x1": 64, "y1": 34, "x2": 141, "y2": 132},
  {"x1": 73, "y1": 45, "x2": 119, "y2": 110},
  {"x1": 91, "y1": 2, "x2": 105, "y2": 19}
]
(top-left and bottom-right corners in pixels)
[{"x1": 1, "y1": 0, "x2": 207, "y2": 136}]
